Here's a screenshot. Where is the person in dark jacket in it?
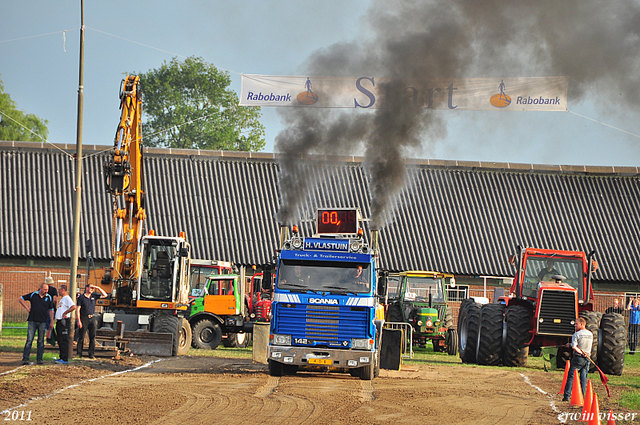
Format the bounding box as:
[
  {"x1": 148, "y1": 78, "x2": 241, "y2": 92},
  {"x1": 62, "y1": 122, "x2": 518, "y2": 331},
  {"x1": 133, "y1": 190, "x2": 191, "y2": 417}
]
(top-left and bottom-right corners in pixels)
[
  {"x1": 19, "y1": 279, "x2": 55, "y2": 365},
  {"x1": 76, "y1": 284, "x2": 107, "y2": 359}
]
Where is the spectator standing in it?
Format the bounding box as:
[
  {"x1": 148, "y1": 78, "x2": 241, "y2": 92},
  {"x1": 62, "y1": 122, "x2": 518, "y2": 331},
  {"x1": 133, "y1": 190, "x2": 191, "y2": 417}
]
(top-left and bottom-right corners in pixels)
[
  {"x1": 46, "y1": 280, "x2": 59, "y2": 345},
  {"x1": 605, "y1": 297, "x2": 625, "y2": 314},
  {"x1": 628, "y1": 297, "x2": 640, "y2": 354},
  {"x1": 54, "y1": 285, "x2": 76, "y2": 364},
  {"x1": 562, "y1": 317, "x2": 593, "y2": 401},
  {"x1": 18, "y1": 281, "x2": 55, "y2": 365},
  {"x1": 76, "y1": 284, "x2": 107, "y2": 359}
]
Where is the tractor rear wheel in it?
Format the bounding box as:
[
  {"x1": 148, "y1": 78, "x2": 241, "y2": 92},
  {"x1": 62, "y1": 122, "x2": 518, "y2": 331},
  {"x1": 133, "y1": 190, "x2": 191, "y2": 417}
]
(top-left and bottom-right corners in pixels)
[
  {"x1": 598, "y1": 312, "x2": 625, "y2": 376},
  {"x1": 192, "y1": 319, "x2": 222, "y2": 350},
  {"x1": 446, "y1": 328, "x2": 458, "y2": 356},
  {"x1": 580, "y1": 311, "x2": 599, "y2": 371},
  {"x1": 386, "y1": 303, "x2": 403, "y2": 322},
  {"x1": 556, "y1": 346, "x2": 572, "y2": 370},
  {"x1": 223, "y1": 332, "x2": 252, "y2": 348},
  {"x1": 476, "y1": 304, "x2": 505, "y2": 366},
  {"x1": 503, "y1": 305, "x2": 530, "y2": 367},
  {"x1": 458, "y1": 300, "x2": 481, "y2": 364}
]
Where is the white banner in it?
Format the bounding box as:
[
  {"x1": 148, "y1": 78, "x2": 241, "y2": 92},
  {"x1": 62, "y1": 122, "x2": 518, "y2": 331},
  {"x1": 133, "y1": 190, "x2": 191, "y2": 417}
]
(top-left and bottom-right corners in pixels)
[{"x1": 240, "y1": 75, "x2": 568, "y2": 111}]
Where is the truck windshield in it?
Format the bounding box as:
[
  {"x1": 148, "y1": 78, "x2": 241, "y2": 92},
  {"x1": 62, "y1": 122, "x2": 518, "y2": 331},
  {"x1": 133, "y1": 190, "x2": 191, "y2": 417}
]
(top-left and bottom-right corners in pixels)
[
  {"x1": 522, "y1": 256, "x2": 584, "y2": 299},
  {"x1": 278, "y1": 260, "x2": 371, "y2": 294},
  {"x1": 404, "y1": 277, "x2": 445, "y2": 303}
]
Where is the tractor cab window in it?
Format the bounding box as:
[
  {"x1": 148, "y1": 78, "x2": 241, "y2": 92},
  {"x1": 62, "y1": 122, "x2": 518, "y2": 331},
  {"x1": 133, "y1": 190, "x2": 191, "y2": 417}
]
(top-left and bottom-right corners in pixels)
[
  {"x1": 208, "y1": 278, "x2": 235, "y2": 296},
  {"x1": 404, "y1": 277, "x2": 445, "y2": 303},
  {"x1": 523, "y1": 256, "x2": 584, "y2": 299},
  {"x1": 387, "y1": 275, "x2": 401, "y2": 300}
]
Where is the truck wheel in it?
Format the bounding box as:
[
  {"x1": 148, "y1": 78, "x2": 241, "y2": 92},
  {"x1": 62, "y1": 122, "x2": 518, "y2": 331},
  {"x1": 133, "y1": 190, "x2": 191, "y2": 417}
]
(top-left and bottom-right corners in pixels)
[
  {"x1": 152, "y1": 315, "x2": 191, "y2": 356},
  {"x1": 580, "y1": 311, "x2": 599, "y2": 371},
  {"x1": 226, "y1": 332, "x2": 251, "y2": 348},
  {"x1": 476, "y1": 304, "x2": 505, "y2": 366},
  {"x1": 458, "y1": 300, "x2": 481, "y2": 364},
  {"x1": 192, "y1": 319, "x2": 222, "y2": 350},
  {"x1": 503, "y1": 305, "x2": 530, "y2": 367},
  {"x1": 598, "y1": 312, "x2": 625, "y2": 376},
  {"x1": 359, "y1": 362, "x2": 374, "y2": 380},
  {"x1": 446, "y1": 328, "x2": 458, "y2": 356},
  {"x1": 268, "y1": 359, "x2": 284, "y2": 376}
]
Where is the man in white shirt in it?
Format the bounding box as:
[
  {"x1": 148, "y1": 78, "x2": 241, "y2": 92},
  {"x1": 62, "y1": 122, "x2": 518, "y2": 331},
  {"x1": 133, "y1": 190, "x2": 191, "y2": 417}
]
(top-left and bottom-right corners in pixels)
[
  {"x1": 54, "y1": 285, "x2": 76, "y2": 364},
  {"x1": 562, "y1": 317, "x2": 593, "y2": 401}
]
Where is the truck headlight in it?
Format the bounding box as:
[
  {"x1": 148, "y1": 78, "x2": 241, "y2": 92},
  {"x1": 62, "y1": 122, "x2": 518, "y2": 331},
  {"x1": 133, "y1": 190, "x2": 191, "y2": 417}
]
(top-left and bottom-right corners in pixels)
[
  {"x1": 351, "y1": 338, "x2": 374, "y2": 350},
  {"x1": 292, "y1": 237, "x2": 303, "y2": 249},
  {"x1": 272, "y1": 334, "x2": 292, "y2": 346}
]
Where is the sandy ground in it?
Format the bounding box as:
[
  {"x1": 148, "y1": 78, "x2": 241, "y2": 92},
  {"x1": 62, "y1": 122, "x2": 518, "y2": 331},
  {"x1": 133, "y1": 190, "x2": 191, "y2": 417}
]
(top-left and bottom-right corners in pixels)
[{"x1": 0, "y1": 351, "x2": 628, "y2": 425}]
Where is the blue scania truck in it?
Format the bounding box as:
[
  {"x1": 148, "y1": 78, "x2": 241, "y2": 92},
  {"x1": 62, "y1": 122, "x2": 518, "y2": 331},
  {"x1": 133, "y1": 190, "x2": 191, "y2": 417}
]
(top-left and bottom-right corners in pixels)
[{"x1": 266, "y1": 208, "x2": 387, "y2": 380}]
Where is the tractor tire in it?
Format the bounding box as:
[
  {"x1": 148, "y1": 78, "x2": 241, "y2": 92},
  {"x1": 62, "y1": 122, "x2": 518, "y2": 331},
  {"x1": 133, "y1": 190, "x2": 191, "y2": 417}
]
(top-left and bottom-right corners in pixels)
[
  {"x1": 152, "y1": 315, "x2": 191, "y2": 356},
  {"x1": 556, "y1": 346, "x2": 572, "y2": 370},
  {"x1": 268, "y1": 359, "x2": 285, "y2": 376},
  {"x1": 503, "y1": 305, "x2": 530, "y2": 367},
  {"x1": 476, "y1": 303, "x2": 505, "y2": 366},
  {"x1": 446, "y1": 328, "x2": 459, "y2": 356},
  {"x1": 444, "y1": 308, "x2": 454, "y2": 330},
  {"x1": 458, "y1": 300, "x2": 481, "y2": 364},
  {"x1": 192, "y1": 319, "x2": 222, "y2": 350},
  {"x1": 225, "y1": 332, "x2": 252, "y2": 348},
  {"x1": 580, "y1": 311, "x2": 599, "y2": 372},
  {"x1": 598, "y1": 312, "x2": 625, "y2": 376},
  {"x1": 386, "y1": 303, "x2": 403, "y2": 322},
  {"x1": 432, "y1": 339, "x2": 445, "y2": 352}
]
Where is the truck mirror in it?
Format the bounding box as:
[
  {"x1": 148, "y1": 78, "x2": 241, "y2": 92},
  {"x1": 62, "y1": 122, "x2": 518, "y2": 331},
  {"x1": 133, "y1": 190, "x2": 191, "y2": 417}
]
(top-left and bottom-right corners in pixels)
[
  {"x1": 263, "y1": 269, "x2": 273, "y2": 290},
  {"x1": 378, "y1": 273, "x2": 388, "y2": 298}
]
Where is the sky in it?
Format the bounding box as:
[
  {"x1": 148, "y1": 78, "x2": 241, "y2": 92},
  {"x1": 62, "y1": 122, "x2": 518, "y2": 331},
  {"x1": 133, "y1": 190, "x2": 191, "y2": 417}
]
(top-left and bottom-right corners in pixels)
[{"x1": 1, "y1": 0, "x2": 639, "y2": 167}]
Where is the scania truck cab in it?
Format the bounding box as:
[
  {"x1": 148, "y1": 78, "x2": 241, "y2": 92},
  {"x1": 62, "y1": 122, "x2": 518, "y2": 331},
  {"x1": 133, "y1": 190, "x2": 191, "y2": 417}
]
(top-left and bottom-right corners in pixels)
[{"x1": 267, "y1": 208, "x2": 386, "y2": 380}]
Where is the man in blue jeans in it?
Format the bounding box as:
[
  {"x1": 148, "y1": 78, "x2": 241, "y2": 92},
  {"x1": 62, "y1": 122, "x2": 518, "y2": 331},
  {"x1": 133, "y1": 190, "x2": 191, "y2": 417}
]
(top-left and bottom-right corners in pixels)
[
  {"x1": 562, "y1": 317, "x2": 593, "y2": 401},
  {"x1": 19, "y1": 278, "x2": 55, "y2": 365}
]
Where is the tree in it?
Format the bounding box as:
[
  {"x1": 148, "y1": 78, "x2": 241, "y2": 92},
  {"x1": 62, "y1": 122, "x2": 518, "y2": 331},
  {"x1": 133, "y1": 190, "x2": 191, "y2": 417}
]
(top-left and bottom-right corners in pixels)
[
  {"x1": 137, "y1": 56, "x2": 265, "y2": 151},
  {"x1": 0, "y1": 76, "x2": 49, "y2": 142}
]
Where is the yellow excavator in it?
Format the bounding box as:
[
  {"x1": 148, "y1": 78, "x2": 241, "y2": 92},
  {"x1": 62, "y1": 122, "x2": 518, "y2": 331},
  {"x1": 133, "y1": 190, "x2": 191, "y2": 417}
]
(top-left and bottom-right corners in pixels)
[{"x1": 98, "y1": 75, "x2": 192, "y2": 356}]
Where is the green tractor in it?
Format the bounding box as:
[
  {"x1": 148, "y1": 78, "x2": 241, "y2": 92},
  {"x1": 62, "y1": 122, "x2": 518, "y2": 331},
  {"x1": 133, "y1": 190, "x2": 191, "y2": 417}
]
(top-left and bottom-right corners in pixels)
[{"x1": 386, "y1": 271, "x2": 458, "y2": 355}]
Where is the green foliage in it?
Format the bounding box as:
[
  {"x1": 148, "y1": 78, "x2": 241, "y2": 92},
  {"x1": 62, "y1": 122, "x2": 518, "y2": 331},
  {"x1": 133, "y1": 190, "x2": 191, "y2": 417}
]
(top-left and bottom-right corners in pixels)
[
  {"x1": 0, "y1": 76, "x2": 49, "y2": 142},
  {"x1": 136, "y1": 56, "x2": 265, "y2": 151}
]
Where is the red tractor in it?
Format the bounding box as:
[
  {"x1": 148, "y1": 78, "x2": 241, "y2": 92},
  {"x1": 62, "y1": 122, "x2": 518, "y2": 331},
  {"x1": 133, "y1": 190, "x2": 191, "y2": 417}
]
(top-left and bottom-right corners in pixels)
[{"x1": 458, "y1": 247, "x2": 625, "y2": 375}]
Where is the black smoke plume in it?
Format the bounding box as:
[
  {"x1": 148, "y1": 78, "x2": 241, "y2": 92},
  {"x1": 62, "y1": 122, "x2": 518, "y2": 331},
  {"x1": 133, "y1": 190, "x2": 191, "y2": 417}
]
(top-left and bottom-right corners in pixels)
[{"x1": 275, "y1": 0, "x2": 640, "y2": 229}]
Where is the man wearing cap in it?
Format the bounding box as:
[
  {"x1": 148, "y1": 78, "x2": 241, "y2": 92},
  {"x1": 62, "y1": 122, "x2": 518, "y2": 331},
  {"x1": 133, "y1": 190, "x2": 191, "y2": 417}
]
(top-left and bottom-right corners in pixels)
[
  {"x1": 18, "y1": 278, "x2": 55, "y2": 365},
  {"x1": 76, "y1": 284, "x2": 107, "y2": 359}
]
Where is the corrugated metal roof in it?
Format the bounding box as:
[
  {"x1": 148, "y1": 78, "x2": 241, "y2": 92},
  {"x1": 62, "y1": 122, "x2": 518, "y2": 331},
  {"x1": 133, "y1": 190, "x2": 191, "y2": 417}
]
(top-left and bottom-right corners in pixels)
[{"x1": 1, "y1": 142, "x2": 639, "y2": 283}]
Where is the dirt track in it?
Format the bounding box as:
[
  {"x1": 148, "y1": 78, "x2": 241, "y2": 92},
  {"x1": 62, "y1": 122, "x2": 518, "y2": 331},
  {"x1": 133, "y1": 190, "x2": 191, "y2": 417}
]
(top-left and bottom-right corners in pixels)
[{"x1": 0, "y1": 351, "x2": 602, "y2": 424}]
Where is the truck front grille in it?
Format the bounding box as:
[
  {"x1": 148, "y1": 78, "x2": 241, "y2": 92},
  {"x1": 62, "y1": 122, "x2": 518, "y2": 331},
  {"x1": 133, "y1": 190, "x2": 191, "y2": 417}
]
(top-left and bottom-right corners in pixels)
[
  {"x1": 537, "y1": 290, "x2": 577, "y2": 336},
  {"x1": 274, "y1": 304, "x2": 369, "y2": 344}
]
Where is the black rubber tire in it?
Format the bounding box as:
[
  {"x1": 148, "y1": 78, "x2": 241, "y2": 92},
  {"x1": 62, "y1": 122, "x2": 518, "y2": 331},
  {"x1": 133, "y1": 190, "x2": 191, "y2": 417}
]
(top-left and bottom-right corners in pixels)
[
  {"x1": 359, "y1": 361, "x2": 374, "y2": 380},
  {"x1": 152, "y1": 315, "x2": 191, "y2": 356},
  {"x1": 444, "y1": 308, "x2": 454, "y2": 329},
  {"x1": 580, "y1": 311, "x2": 599, "y2": 372},
  {"x1": 192, "y1": 319, "x2": 222, "y2": 350},
  {"x1": 598, "y1": 312, "x2": 625, "y2": 376},
  {"x1": 432, "y1": 339, "x2": 445, "y2": 352},
  {"x1": 458, "y1": 301, "x2": 481, "y2": 364},
  {"x1": 446, "y1": 328, "x2": 459, "y2": 356},
  {"x1": 556, "y1": 346, "x2": 572, "y2": 370},
  {"x1": 268, "y1": 359, "x2": 284, "y2": 376},
  {"x1": 226, "y1": 332, "x2": 251, "y2": 348},
  {"x1": 386, "y1": 303, "x2": 403, "y2": 322},
  {"x1": 503, "y1": 305, "x2": 530, "y2": 367},
  {"x1": 476, "y1": 304, "x2": 505, "y2": 366}
]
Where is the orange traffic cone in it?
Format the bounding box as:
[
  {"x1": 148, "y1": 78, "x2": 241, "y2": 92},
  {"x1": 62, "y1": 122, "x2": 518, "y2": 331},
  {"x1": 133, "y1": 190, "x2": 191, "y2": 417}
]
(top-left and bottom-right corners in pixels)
[
  {"x1": 588, "y1": 393, "x2": 601, "y2": 425},
  {"x1": 570, "y1": 370, "x2": 584, "y2": 407},
  {"x1": 606, "y1": 409, "x2": 616, "y2": 425},
  {"x1": 559, "y1": 360, "x2": 571, "y2": 394},
  {"x1": 580, "y1": 380, "x2": 594, "y2": 422}
]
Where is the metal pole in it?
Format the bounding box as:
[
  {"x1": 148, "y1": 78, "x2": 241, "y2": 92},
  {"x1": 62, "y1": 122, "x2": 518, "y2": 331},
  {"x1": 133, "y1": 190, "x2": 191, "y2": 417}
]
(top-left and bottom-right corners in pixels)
[{"x1": 68, "y1": 0, "x2": 85, "y2": 360}]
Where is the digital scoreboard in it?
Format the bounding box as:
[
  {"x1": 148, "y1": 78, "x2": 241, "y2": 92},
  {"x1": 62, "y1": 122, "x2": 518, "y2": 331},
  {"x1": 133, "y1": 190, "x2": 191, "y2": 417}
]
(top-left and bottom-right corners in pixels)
[{"x1": 316, "y1": 208, "x2": 360, "y2": 235}]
